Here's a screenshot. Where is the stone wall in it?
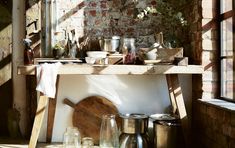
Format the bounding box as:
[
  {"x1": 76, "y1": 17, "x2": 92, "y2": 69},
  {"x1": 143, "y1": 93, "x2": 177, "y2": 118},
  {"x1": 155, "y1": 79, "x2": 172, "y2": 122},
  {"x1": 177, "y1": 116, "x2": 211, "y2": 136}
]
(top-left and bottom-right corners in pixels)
[
  {"x1": 44, "y1": 0, "x2": 189, "y2": 52},
  {"x1": 24, "y1": 0, "x2": 191, "y2": 57},
  {"x1": 51, "y1": 0, "x2": 158, "y2": 49}
]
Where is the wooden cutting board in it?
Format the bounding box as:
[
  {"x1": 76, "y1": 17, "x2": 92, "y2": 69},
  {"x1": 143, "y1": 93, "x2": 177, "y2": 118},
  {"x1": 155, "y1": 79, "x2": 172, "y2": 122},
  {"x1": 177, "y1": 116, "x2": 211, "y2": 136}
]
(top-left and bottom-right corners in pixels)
[{"x1": 63, "y1": 96, "x2": 121, "y2": 144}]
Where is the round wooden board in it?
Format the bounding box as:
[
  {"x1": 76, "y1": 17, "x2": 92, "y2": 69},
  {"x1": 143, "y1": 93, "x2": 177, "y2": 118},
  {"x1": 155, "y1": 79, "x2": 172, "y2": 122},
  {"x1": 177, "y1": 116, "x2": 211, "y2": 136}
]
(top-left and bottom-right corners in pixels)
[{"x1": 72, "y1": 96, "x2": 121, "y2": 145}]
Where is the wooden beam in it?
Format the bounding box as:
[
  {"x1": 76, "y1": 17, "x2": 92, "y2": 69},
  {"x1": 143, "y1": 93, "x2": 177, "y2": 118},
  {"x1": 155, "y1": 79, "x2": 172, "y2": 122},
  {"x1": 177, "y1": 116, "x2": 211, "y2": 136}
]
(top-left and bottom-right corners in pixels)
[
  {"x1": 166, "y1": 74, "x2": 190, "y2": 147},
  {"x1": 29, "y1": 95, "x2": 49, "y2": 148}
]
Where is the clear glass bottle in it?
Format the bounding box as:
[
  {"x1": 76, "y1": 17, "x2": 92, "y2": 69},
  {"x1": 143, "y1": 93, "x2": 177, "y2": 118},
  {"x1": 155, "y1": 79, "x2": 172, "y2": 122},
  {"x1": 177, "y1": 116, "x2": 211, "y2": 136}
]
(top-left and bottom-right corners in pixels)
[
  {"x1": 99, "y1": 114, "x2": 119, "y2": 148},
  {"x1": 122, "y1": 38, "x2": 136, "y2": 64},
  {"x1": 70, "y1": 41, "x2": 78, "y2": 59},
  {"x1": 73, "y1": 127, "x2": 81, "y2": 148}
]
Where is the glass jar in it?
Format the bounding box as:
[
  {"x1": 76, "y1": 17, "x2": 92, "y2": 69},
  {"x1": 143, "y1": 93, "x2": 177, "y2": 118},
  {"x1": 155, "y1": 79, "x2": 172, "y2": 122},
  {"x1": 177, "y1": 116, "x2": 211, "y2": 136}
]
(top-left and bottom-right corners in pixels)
[
  {"x1": 111, "y1": 36, "x2": 121, "y2": 53},
  {"x1": 122, "y1": 38, "x2": 136, "y2": 64},
  {"x1": 82, "y1": 137, "x2": 94, "y2": 148},
  {"x1": 63, "y1": 127, "x2": 81, "y2": 148}
]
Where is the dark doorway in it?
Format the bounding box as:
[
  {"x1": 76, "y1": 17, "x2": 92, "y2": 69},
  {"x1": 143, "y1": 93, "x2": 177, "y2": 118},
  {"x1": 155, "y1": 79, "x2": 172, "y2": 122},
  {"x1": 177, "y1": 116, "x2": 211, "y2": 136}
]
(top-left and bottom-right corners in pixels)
[{"x1": 0, "y1": 0, "x2": 13, "y2": 136}]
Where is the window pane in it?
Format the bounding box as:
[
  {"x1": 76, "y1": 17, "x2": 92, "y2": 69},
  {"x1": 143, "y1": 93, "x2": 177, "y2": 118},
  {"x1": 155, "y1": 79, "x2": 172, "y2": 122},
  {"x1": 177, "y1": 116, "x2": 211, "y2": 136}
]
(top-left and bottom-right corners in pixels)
[
  {"x1": 221, "y1": 58, "x2": 234, "y2": 99},
  {"x1": 220, "y1": 17, "x2": 233, "y2": 56},
  {"x1": 220, "y1": 0, "x2": 232, "y2": 14}
]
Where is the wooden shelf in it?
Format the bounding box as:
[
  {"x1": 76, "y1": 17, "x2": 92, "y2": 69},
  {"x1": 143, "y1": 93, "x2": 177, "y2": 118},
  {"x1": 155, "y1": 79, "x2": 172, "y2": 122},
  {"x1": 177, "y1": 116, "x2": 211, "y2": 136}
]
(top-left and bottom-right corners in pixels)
[
  {"x1": 21, "y1": 63, "x2": 203, "y2": 147},
  {"x1": 17, "y1": 64, "x2": 203, "y2": 75}
]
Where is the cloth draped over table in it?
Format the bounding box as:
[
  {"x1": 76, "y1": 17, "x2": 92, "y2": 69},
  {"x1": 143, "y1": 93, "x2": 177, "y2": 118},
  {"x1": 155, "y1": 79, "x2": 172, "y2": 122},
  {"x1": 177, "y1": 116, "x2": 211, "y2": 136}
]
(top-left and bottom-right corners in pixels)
[{"x1": 36, "y1": 62, "x2": 62, "y2": 98}]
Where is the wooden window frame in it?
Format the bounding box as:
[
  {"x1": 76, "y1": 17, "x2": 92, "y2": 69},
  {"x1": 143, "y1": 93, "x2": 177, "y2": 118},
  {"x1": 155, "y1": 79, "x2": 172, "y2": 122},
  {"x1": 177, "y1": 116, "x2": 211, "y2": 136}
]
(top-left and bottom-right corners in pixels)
[{"x1": 218, "y1": 0, "x2": 235, "y2": 101}]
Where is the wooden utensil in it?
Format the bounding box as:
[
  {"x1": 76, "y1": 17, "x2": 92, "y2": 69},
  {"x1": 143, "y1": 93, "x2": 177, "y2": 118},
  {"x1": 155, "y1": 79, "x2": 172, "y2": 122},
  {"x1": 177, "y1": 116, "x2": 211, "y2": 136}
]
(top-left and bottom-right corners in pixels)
[{"x1": 63, "y1": 96, "x2": 121, "y2": 145}]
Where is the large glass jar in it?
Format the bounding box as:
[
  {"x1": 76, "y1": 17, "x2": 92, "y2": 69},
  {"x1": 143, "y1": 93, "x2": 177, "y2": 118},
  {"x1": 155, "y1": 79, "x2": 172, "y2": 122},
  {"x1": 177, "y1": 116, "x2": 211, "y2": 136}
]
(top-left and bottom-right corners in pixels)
[{"x1": 122, "y1": 38, "x2": 136, "y2": 64}]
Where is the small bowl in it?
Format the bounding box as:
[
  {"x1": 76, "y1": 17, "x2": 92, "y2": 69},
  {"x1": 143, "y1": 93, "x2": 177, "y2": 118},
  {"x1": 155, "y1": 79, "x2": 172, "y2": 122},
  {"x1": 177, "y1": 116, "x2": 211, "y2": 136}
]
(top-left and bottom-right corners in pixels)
[
  {"x1": 85, "y1": 57, "x2": 96, "y2": 64},
  {"x1": 145, "y1": 48, "x2": 158, "y2": 60}
]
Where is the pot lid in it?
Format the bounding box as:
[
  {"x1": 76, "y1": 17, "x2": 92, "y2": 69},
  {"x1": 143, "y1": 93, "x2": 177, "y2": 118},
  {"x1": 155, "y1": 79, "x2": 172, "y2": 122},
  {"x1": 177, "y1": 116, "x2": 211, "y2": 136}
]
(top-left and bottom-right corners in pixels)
[
  {"x1": 119, "y1": 113, "x2": 148, "y2": 119},
  {"x1": 150, "y1": 114, "x2": 177, "y2": 121},
  {"x1": 112, "y1": 36, "x2": 120, "y2": 39}
]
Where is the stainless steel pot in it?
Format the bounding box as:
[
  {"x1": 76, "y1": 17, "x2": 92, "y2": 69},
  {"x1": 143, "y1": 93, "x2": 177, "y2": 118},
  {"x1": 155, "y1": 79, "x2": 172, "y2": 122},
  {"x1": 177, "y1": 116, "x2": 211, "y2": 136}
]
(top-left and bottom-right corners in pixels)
[
  {"x1": 151, "y1": 114, "x2": 184, "y2": 148},
  {"x1": 119, "y1": 114, "x2": 150, "y2": 148},
  {"x1": 120, "y1": 114, "x2": 149, "y2": 134},
  {"x1": 119, "y1": 133, "x2": 149, "y2": 148}
]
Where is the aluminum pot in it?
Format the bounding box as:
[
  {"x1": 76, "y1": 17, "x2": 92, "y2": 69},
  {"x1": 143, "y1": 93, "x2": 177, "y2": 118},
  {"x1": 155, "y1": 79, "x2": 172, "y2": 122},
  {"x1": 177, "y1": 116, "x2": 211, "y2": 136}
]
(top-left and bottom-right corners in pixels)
[{"x1": 120, "y1": 114, "x2": 149, "y2": 134}]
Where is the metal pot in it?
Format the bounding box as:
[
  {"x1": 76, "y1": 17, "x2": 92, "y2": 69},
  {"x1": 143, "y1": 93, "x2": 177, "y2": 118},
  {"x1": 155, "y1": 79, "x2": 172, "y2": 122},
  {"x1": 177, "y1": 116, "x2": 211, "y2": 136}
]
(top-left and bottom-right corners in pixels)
[
  {"x1": 119, "y1": 114, "x2": 150, "y2": 148},
  {"x1": 151, "y1": 114, "x2": 184, "y2": 148},
  {"x1": 119, "y1": 133, "x2": 149, "y2": 148},
  {"x1": 120, "y1": 114, "x2": 149, "y2": 134}
]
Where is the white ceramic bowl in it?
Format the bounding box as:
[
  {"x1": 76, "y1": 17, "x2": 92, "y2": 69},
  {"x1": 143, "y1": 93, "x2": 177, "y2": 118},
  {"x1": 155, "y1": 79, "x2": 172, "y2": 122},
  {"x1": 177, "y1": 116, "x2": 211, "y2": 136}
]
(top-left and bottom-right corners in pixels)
[
  {"x1": 86, "y1": 51, "x2": 108, "y2": 59},
  {"x1": 145, "y1": 49, "x2": 158, "y2": 60},
  {"x1": 85, "y1": 57, "x2": 96, "y2": 64}
]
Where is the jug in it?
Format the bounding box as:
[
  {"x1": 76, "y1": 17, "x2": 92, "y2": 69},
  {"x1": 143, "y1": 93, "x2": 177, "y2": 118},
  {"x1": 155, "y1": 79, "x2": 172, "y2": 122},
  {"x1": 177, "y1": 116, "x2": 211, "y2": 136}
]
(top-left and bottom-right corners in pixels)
[{"x1": 99, "y1": 114, "x2": 119, "y2": 148}]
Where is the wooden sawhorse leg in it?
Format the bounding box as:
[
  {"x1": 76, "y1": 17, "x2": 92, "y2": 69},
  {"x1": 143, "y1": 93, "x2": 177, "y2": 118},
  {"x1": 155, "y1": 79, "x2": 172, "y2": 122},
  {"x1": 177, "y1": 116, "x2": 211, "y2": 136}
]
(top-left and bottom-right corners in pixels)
[
  {"x1": 29, "y1": 75, "x2": 60, "y2": 147},
  {"x1": 28, "y1": 95, "x2": 49, "y2": 148},
  {"x1": 166, "y1": 74, "x2": 191, "y2": 147}
]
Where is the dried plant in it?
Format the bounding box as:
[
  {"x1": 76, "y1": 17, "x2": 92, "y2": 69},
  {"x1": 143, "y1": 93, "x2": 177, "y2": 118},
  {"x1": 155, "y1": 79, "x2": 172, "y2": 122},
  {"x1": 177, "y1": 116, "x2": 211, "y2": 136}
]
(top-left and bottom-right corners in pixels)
[{"x1": 135, "y1": 0, "x2": 188, "y2": 48}]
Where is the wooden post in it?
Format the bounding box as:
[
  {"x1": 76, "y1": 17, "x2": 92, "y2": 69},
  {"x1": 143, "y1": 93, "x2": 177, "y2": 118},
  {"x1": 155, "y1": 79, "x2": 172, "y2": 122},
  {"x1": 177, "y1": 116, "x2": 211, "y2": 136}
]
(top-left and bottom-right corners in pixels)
[
  {"x1": 46, "y1": 75, "x2": 60, "y2": 142},
  {"x1": 29, "y1": 95, "x2": 49, "y2": 148},
  {"x1": 166, "y1": 74, "x2": 190, "y2": 147}
]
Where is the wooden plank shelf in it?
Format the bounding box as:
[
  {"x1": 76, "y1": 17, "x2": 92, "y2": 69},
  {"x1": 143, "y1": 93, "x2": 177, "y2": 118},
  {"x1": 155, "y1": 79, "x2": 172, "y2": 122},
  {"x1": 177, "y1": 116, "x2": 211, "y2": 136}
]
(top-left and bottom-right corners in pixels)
[{"x1": 18, "y1": 64, "x2": 203, "y2": 75}]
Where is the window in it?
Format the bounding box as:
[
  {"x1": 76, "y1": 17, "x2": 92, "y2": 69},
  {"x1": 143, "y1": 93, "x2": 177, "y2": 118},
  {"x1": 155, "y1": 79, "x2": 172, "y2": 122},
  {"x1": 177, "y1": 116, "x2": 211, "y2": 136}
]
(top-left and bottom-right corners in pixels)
[{"x1": 219, "y1": 0, "x2": 235, "y2": 100}]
